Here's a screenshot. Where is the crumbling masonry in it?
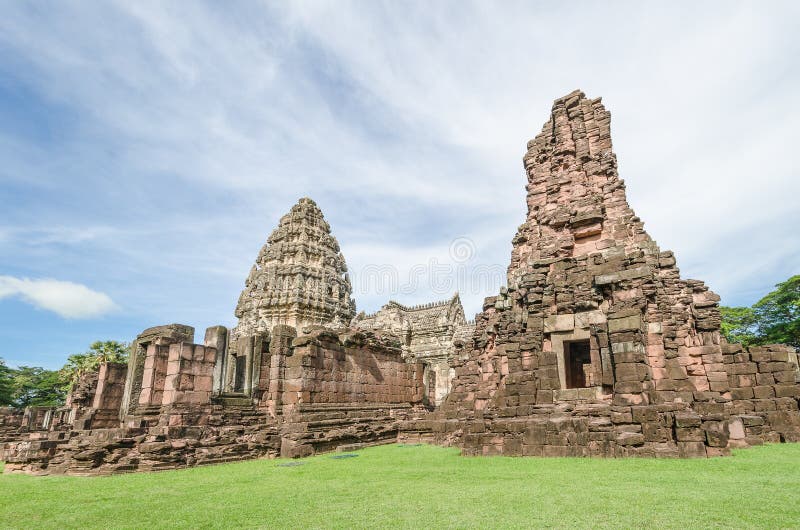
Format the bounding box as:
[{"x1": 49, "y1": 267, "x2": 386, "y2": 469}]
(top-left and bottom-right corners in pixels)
[{"x1": 3, "y1": 91, "x2": 799, "y2": 474}]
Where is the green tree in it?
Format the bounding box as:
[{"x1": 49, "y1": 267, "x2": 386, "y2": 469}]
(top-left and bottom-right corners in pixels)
[
  {"x1": 11, "y1": 366, "x2": 66, "y2": 408},
  {"x1": 752, "y1": 275, "x2": 800, "y2": 348},
  {"x1": 721, "y1": 275, "x2": 800, "y2": 349},
  {"x1": 0, "y1": 359, "x2": 14, "y2": 406},
  {"x1": 58, "y1": 340, "x2": 129, "y2": 391},
  {"x1": 720, "y1": 306, "x2": 758, "y2": 346}
]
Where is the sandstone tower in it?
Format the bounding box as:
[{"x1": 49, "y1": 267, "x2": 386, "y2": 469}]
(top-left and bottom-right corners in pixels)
[
  {"x1": 408, "y1": 90, "x2": 800, "y2": 456},
  {"x1": 232, "y1": 197, "x2": 356, "y2": 339}
]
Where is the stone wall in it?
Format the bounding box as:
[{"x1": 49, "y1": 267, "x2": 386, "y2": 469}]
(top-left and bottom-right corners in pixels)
[
  {"x1": 283, "y1": 329, "x2": 424, "y2": 409},
  {"x1": 3, "y1": 405, "x2": 279, "y2": 475},
  {"x1": 0, "y1": 407, "x2": 23, "y2": 443},
  {"x1": 121, "y1": 324, "x2": 195, "y2": 419},
  {"x1": 275, "y1": 328, "x2": 425, "y2": 458},
  {"x1": 61, "y1": 363, "x2": 129, "y2": 430},
  {"x1": 353, "y1": 294, "x2": 475, "y2": 405},
  {"x1": 3, "y1": 326, "x2": 426, "y2": 474},
  {"x1": 722, "y1": 343, "x2": 800, "y2": 443}
]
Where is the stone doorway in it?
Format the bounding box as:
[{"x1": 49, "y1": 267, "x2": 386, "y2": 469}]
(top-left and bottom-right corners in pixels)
[
  {"x1": 565, "y1": 340, "x2": 591, "y2": 388},
  {"x1": 234, "y1": 355, "x2": 247, "y2": 393},
  {"x1": 426, "y1": 369, "x2": 436, "y2": 403}
]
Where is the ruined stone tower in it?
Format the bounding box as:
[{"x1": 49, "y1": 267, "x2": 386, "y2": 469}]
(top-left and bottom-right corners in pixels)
[
  {"x1": 404, "y1": 90, "x2": 800, "y2": 457},
  {"x1": 232, "y1": 197, "x2": 356, "y2": 339}
]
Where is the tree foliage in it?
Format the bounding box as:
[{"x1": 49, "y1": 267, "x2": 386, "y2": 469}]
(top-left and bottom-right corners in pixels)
[
  {"x1": 0, "y1": 359, "x2": 14, "y2": 406},
  {"x1": 58, "y1": 340, "x2": 129, "y2": 391},
  {"x1": 721, "y1": 275, "x2": 800, "y2": 349},
  {"x1": 0, "y1": 340, "x2": 129, "y2": 409},
  {"x1": 720, "y1": 306, "x2": 758, "y2": 346},
  {"x1": 10, "y1": 366, "x2": 65, "y2": 408}
]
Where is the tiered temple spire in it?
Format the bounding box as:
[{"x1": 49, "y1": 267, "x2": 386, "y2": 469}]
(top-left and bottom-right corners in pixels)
[{"x1": 231, "y1": 197, "x2": 356, "y2": 339}]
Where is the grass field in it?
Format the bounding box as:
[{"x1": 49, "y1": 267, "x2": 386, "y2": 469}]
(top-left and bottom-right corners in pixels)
[{"x1": 1, "y1": 443, "x2": 799, "y2": 529}]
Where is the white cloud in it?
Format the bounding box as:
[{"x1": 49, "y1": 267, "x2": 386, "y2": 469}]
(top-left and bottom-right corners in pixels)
[
  {"x1": 0, "y1": 0, "x2": 797, "y2": 338},
  {"x1": 0, "y1": 276, "x2": 117, "y2": 319}
]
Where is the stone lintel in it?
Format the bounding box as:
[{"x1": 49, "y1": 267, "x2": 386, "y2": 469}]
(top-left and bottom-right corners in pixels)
[
  {"x1": 544, "y1": 314, "x2": 575, "y2": 333},
  {"x1": 594, "y1": 265, "x2": 651, "y2": 285},
  {"x1": 574, "y1": 310, "x2": 606, "y2": 329},
  {"x1": 608, "y1": 314, "x2": 642, "y2": 333}
]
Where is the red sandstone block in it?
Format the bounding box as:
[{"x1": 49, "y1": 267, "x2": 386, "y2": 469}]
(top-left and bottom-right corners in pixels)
[
  {"x1": 721, "y1": 343, "x2": 743, "y2": 354},
  {"x1": 161, "y1": 390, "x2": 176, "y2": 404},
  {"x1": 678, "y1": 356, "x2": 701, "y2": 368},
  {"x1": 709, "y1": 381, "x2": 729, "y2": 392},
  {"x1": 731, "y1": 387, "x2": 754, "y2": 399},
  {"x1": 706, "y1": 371, "x2": 728, "y2": 382},
  {"x1": 774, "y1": 384, "x2": 800, "y2": 398},
  {"x1": 613, "y1": 393, "x2": 647, "y2": 406},
  {"x1": 688, "y1": 376, "x2": 710, "y2": 392},
  {"x1": 686, "y1": 364, "x2": 707, "y2": 376},
  {"x1": 704, "y1": 362, "x2": 726, "y2": 373},
  {"x1": 753, "y1": 399, "x2": 777, "y2": 412},
  {"x1": 138, "y1": 388, "x2": 153, "y2": 405},
  {"x1": 677, "y1": 346, "x2": 701, "y2": 357},
  {"x1": 194, "y1": 376, "x2": 213, "y2": 392},
  {"x1": 753, "y1": 386, "x2": 775, "y2": 399},
  {"x1": 769, "y1": 350, "x2": 791, "y2": 362},
  {"x1": 615, "y1": 363, "x2": 649, "y2": 382},
  {"x1": 775, "y1": 397, "x2": 799, "y2": 412},
  {"x1": 615, "y1": 381, "x2": 645, "y2": 393},
  {"x1": 750, "y1": 351, "x2": 773, "y2": 362},
  {"x1": 677, "y1": 442, "x2": 707, "y2": 457},
  {"x1": 701, "y1": 353, "x2": 724, "y2": 364},
  {"x1": 756, "y1": 373, "x2": 775, "y2": 385},
  {"x1": 141, "y1": 370, "x2": 155, "y2": 390}
]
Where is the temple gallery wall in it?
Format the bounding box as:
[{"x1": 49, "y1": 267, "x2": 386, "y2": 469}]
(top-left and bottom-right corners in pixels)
[{"x1": 3, "y1": 90, "x2": 799, "y2": 475}]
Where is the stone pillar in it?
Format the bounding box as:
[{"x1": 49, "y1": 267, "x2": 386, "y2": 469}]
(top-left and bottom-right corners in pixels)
[
  {"x1": 204, "y1": 325, "x2": 228, "y2": 395},
  {"x1": 251, "y1": 332, "x2": 270, "y2": 399},
  {"x1": 92, "y1": 363, "x2": 128, "y2": 409},
  {"x1": 242, "y1": 336, "x2": 255, "y2": 396},
  {"x1": 78, "y1": 362, "x2": 128, "y2": 429},
  {"x1": 120, "y1": 342, "x2": 145, "y2": 419},
  {"x1": 413, "y1": 361, "x2": 426, "y2": 404},
  {"x1": 265, "y1": 325, "x2": 296, "y2": 414},
  {"x1": 138, "y1": 343, "x2": 170, "y2": 407}
]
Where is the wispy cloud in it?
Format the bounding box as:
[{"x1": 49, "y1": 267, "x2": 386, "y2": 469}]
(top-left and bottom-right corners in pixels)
[
  {"x1": 0, "y1": 276, "x2": 117, "y2": 319},
  {"x1": 0, "y1": 1, "x2": 797, "y2": 366}
]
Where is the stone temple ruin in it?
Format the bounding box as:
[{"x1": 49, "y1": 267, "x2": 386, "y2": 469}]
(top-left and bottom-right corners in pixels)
[{"x1": 3, "y1": 90, "x2": 799, "y2": 474}]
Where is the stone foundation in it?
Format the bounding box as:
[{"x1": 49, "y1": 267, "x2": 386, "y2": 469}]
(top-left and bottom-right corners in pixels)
[{"x1": 3, "y1": 327, "x2": 425, "y2": 474}]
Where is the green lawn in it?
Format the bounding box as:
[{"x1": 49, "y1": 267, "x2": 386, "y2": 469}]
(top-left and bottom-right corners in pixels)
[{"x1": 1, "y1": 443, "x2": 799, "y2": 529}]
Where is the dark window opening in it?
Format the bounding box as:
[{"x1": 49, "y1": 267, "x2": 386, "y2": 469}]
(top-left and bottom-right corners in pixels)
[{"x1": 565, "y1": 340, "x2": 591, "y2": 389}]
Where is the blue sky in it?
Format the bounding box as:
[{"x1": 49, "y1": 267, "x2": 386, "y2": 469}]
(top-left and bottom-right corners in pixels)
[{"x1": 1, "y1": 1, "x2": 798, "y2": 369}]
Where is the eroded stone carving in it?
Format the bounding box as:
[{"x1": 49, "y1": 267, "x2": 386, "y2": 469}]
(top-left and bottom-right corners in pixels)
[
  {"x1": 354, "y1": 293, "x2": 475, "y2": 405},
  {"x1": 231, "y1": 197, "x2": 356, "y2": 338}
]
